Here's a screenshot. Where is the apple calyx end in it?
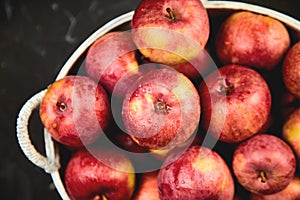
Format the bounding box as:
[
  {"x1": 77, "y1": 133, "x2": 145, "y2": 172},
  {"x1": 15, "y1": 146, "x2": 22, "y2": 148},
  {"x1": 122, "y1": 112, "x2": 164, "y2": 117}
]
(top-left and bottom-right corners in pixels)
[
  {"x1": 258, "y1": 171, "x2": 267, "y2": 183},
  {"x1": 154, "y1": 98, "x2": 171, "y2": 115},
  {"x1": 166, "y1": 7, "x2": 176, "y2": 21},
  {"x1": 56, "y1": 100, "x2": 68, "y2": 112}
]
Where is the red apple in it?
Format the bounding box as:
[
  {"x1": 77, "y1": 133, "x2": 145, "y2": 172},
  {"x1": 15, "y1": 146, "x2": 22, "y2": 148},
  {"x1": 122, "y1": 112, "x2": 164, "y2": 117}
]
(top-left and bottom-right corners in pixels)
[
  {"x1": 158, "y1": 145, "x2": 235, "y2": 200},
  {"x1": 199, "y1": 64, "x2": 272, "y2": 143},
  {"x1": 122, "y1": 68, "x2": 200, "y2": 150},
  {"x1": 131, "y1": 0, "x2": 210, "y2": 65},
  {"x1": 283, "y1": 41, "x2": 300, "y2": 98},
  {"x1": 250, "y1": 177, "x2": 300, "y2": 200},
  {"x1": 64, "y1": 148, "x2": 135, "y2": 200},
  {"x1": 282, "y1": 107, "x2": 300, "y2": 163},
  {"x1": 110, "y1": 63, "x2": 158, "y2": 131},
  {"x1": 85, "y1": 31, "x2": 139, "y2": 95},
  {"x1": 133, "y1": 171, "x2": 160, "y2": 200},
  {"x1": 232, "y1": 134, "x2": 296, "y2": 195},
  {"x1": 215, "y1": 11, "x2": 290, "y2": 71},
  {"x1": 39, "y1": 75, "x2": 111, "y2": 147}
]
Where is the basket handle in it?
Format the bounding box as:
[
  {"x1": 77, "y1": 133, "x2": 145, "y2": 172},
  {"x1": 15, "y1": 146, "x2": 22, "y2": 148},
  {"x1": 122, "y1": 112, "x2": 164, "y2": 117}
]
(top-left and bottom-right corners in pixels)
[{"x1": 16, "y1": 89, "x2": 60, "y2": 173}]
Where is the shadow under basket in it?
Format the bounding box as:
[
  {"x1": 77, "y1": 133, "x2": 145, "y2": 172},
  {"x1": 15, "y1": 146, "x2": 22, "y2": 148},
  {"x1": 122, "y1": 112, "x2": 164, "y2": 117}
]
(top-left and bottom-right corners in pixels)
[{"x1": 16, "y1": 1, "x2": 300, "y2": 200}]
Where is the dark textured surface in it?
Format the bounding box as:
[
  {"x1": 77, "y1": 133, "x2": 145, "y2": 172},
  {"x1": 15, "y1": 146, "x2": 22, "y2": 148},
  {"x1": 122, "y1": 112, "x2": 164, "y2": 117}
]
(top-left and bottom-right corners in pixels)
[{"x1": 0, "y1": 0, "x2": 299, "y2": 199}]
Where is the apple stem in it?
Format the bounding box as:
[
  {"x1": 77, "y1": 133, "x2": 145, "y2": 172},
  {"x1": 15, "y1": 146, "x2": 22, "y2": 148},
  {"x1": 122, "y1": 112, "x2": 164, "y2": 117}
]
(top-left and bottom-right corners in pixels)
[
  {"x1": 217, "y1": 78, "x2": 234, "y2": 95},
  {"x1": 166, "y1": 8, "x2": 176, "y2": 21},
  {"x1": 258, "y1": 171, "x2": 267, "y2": 183}
]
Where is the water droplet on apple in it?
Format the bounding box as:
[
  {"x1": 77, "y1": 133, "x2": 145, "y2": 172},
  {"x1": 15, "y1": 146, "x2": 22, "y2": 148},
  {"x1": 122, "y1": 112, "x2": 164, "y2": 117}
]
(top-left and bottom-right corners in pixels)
[
  {"x1": 175, "y1": 185, "x2": 180, "y2": 189},
  {"x1": 107, "y1": 68, "x2": 114, "y2": 75},
  {"x1": 181, "y1": 180, "x2": 185, "y2": 184},
  {"x1": 129, "y1": 111, "x2": 134, "y2": 117},
  {"x1": 90, "y1": 161, "x2": 96, "y2": 166}
]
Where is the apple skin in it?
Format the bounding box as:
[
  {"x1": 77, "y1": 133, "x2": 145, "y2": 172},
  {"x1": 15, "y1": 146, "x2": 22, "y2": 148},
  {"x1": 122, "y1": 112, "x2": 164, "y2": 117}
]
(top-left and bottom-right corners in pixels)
[
  {"x1": 215, "y1": 11, "x2": 290, "y2": 71},
  {"x1": 257, "y1": 115, "x2": 273, "y2": 134},
  {"x1": 122, "y1": 68, "x2": 200, "y2": 150},
  {"x1": 170, "y1": 48, "x2": 213, "y2": 82},
  {"x1": 110, "y1": 63, "x2": 158, "y2": 131},
  {"x1": 133, "y1": 171, "x2": 160, "y2": 200},
  {"x1": 85, "y1": 31, "x2": 139, "y2": 95},
  {"x1": 64, "y1": 148, "x2": 136, "y2": 200},
  {"x1": 114, "y1": 130, "x2": 149, "y2": 154},
  {"x1": 150, "y1": 128, "x2": 204, "y2": 160},
  {"x1": 39, "y1": 75, "x2": 111, "y2": 147},
  {"x1": 250, "y1": 177, "x2": 300, "y2": 200},
  {"x1": 199, "y1": 64, "x2": 272, "y2": 143},
  {"x1": 283, "y1": 41, "x2": 300, "y2": 98},
  {"x1": 232, "y1": 134, "x2": 296, "y2": 195},
  {"x1": 131, "y1": 0, "x2": 209, "y2": 65},
  {"x1": 158, "y1": 145, "x2": 235, "y2": 200},
  {"x1": 171, "y1": 61, "x2": 202, "y2": 82},
  {"x1": 282, "y1": 107, "x2": 300, "y2": 164}
]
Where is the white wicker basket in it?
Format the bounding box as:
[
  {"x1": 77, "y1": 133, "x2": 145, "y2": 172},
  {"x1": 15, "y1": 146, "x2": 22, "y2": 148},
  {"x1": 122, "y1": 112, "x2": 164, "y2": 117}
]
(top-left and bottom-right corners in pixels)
[{"x1": 16, "y1": 1, "x2": 300, "y2": 199}]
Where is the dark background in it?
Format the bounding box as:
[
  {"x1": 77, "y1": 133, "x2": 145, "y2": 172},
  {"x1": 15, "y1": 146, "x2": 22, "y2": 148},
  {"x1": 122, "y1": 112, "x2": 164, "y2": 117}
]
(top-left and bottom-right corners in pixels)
[{"x1": 0, "y1": 0, "x2": 299, "y2": 199}]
